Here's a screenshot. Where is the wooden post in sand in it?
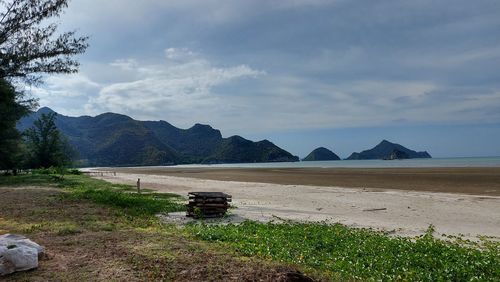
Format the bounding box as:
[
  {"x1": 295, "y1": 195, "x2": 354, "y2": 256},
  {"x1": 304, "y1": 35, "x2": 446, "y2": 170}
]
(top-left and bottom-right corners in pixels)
[{"x1": 137, "y1": 178, "x2": 141, "y2": 194}]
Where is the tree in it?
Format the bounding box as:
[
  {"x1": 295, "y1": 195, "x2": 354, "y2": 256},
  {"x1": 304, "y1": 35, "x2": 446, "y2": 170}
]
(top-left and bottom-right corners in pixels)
[
  {"x1": 0, "y1": 78, "x2": 35, "y2": 170},
  {"x1": 24, "y1": 112, "x2": 73, "y2": 168},
  {"x1": 0, "y1": 0, "x2": 88, "y2": 83},
  {"x1": 0, "y1": 0, "x2": 87, "y2": 171}
]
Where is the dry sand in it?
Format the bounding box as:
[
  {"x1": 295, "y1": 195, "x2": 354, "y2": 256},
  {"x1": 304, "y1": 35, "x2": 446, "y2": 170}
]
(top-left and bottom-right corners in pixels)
[{"x1": 87, "y1": 168, "x2": 500, "y2": 240}]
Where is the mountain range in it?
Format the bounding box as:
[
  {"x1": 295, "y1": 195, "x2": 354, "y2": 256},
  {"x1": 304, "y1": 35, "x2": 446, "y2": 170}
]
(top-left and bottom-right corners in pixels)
[{"x1": 18, "y1": 108, "x2": 299, "y2": 166}]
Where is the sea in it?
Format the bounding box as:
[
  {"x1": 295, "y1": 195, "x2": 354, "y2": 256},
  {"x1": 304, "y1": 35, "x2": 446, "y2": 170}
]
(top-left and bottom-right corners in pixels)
[{"x1": 171, "y1": 157, "x2": 500, "y2": 169}]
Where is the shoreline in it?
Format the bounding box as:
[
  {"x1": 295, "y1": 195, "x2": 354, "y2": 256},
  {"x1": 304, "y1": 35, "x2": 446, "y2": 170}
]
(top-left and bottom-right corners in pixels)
[
  {"x1": 91, "y1": 171, "x2": 500, "y2": 239},
  {"x1": 102, "y1": 167, "x2": 500, "y2": 196}
]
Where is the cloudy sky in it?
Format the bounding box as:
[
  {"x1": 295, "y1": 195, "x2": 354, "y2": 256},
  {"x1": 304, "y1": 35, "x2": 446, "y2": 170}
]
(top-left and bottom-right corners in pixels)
[{"x1": 32, "y1": 0, "x2": 500, "y2": 158}]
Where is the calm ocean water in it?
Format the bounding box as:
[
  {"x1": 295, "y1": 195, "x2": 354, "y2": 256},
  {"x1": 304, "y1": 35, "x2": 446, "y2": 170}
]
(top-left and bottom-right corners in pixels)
[{"x1": 171, "y1": 157, "x2": 500, "y2": 169}]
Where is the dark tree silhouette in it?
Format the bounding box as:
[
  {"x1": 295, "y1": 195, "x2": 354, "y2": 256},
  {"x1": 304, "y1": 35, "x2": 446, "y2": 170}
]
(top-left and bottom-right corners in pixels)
[
  {"x1": 0, "y1": 0, "x2": 88, "y2": 83},
  {"x1": 24, "y1": 112, "x2": 72, "y2": 168},
  {"x1": 0, "y1": 0, "x2": 87, "y2": 171},
  {"x1": 0, "y1": 78, "x2": 35, "y2": 170}
]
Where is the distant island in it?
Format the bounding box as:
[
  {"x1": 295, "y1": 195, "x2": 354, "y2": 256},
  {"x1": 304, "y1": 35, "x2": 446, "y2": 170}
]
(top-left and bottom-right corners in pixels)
[
  {"x1": 346, "y1": 140, "x2": 431, "y2": 160},
  {"x1": 18, "y1": 108, "x2": 299, "y2": 166},
  {"x1": 303, "y1": 147, "x2": 341, "y2": 161}
]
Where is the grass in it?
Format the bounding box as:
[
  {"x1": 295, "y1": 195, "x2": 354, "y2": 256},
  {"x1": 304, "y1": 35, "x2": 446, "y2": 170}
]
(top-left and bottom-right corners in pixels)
[
  {"x1": 63, "y1": 185, "x2": 185, "y2": 217},
  {"x1": 1, "y1": 172, "x2": 307, "y2": 281},
  {"x1": 187, "y1": 221, "x2": 500, "y2": 281},
  {"x1": 0, "y1": 171, "x2": 186, "y2": 217}
]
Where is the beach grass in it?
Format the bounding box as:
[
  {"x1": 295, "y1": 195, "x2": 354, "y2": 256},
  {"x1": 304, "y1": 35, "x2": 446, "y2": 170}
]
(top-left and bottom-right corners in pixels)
[
  {"x1": 62, "y1": 180, "x2": 185, "y2": 217},
  {"x1": 187, "y1": 220, "x2": 500, "y2": 281},
  {"x1": 0, "y1": 171, "x2": 186, "y2": 217}
]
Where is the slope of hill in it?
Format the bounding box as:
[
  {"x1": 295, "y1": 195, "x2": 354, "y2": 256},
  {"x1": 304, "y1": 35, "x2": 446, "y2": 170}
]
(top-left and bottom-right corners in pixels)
[
  {"x1": 346, "y1": 140, "x2": 431, "y2": 160},
  {"x1": 204, "y1": 136, "x2": 299, "y2": 164},
  {"x1": 143, "y1": 121, "x2": 223, "y2": 163},
  {"x1": 18, "y1": 108, "x2": 299, "y2": 166},
  {"x1": 302, "y1": 147, "x2": 341, "y2": 161}
]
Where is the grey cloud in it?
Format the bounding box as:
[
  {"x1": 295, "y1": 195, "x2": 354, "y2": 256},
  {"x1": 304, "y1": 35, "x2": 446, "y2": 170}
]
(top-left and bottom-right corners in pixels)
[
  {"x1": 84, "y1": 48, "x2": 264, "y2": 124},
  {"x1": 34, "y1": 0, "x2": 500, "y2": 135}
]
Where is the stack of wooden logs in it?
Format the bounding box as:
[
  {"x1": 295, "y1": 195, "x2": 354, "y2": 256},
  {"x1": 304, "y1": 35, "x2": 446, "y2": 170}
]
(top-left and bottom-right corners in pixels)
[{"x1": 186, "y1": 192, "x2": 232, "y2": 218}]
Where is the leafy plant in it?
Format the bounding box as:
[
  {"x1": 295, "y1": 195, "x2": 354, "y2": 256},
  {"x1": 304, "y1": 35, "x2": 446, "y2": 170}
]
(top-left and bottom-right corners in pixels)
[{"x1": 188, "y1": 221, "x2": 500, "y2": 281}]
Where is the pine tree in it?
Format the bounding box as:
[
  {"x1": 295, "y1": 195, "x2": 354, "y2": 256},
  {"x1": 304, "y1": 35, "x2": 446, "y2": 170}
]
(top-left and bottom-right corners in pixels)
[
  {"x1": 0, "y1": 78, "x2": 34, "y2": 171},
  {"x1": 0, "y1": 0, "x2": 87, "y2": 171},
  {"x1": 24, "y1": 112, "x2": 72, "y2": 168}
]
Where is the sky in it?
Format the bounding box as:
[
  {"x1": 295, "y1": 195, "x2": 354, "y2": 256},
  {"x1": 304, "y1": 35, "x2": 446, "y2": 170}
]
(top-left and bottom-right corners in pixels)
[{"x1": 30, "y1": 0, "x2": 500, "y2": 158}]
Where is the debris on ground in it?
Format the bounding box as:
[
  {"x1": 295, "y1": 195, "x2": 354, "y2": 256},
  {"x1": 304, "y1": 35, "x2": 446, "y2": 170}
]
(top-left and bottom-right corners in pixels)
[{"x1": 0, "y1": 234, "x2": 45, "y2": 276}]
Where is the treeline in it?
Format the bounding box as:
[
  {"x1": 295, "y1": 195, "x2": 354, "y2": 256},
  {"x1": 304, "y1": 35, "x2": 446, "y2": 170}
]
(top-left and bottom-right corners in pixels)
[
  {"x1": 1, "y1": 106, "x2": 75, "y2": 174},
  {"x1": 0, "y1": 0, "x2": 87, "y2": 174}
]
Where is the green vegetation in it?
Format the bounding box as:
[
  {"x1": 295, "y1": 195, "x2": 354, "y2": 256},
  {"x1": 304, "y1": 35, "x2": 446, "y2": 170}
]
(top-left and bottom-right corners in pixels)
[
  {"x1": 204, "y1": 136, "x2": 299, "y2": 164},
  {"x1": 0, "y1": 0, "x2": 88, "y2": 174},
  {"x1": 0, "y1": 78, "x2": 35, "y2": 172},
  {"x1": 24, "y1": 112, "x2": 75, "y2": 168},
  {"x1": 187, "y1": 221, "x2": 500, "y2": 281},
  {"x1": 18, "y1": 109, "x2": 299, "y2": 167},
  {"x1": 2, "y1": 174, "x2": 298, "y2": 280},
  {"x1": 65, "y1": 184, "x2": 185, "y2": 217},
  {"x1": 0, "y1": 171, "x2": 185, "y2": 217}
]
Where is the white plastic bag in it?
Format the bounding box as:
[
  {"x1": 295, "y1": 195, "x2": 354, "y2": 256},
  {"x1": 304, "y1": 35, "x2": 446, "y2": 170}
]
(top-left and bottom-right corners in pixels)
[{"x1": 0, "y1": 234, "x2": 44, "y2": 276}]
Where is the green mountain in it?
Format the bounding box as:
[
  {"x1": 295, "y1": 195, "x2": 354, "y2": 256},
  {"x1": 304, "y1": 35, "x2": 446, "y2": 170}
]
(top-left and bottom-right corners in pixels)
[
  {"x1": 18, "y1": 108, "x2": 299, "y2": 166},
  {"x1": 204, "y1": 136, "x2": 299, "y2": 164},
  {"x1": 302, "y1": 147, "x2": 341, "y2": 161},
  {"x1": 346, "y1": 140, "x2": 431, "y2": 160},
  {"x1": 143, "y1": 120, "x2": 223, "y2": 163}
]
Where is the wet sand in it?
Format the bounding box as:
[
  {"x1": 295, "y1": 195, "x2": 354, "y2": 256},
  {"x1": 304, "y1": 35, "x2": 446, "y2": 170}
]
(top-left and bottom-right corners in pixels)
[
  {"x1": 109, "y1": 167, "x2": 500, "y2": 196},
  {"x1": 90, "y1": 170, "x2": 500, "y2": 239}
]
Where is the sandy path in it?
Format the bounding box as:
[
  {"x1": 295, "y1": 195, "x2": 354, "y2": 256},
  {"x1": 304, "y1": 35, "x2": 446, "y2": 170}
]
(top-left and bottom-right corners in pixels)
[{"x1": 93, "y1": 172, "x2": 500, "y2": 239}]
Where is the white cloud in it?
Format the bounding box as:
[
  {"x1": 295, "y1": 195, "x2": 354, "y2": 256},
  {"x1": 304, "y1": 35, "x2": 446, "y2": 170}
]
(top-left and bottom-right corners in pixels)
[
  {"x1": 84, "y1": 48, "x2": 264, "y2": 123},
  {"x1": 29, "y1": 74, "x2": 98, "y2": 103},
  {"x1": 164, "y1": 48, "x2": 196, "y2": 61},
  {"x1": 25, "y1": 74, "x2": 100, "y2": 117}
]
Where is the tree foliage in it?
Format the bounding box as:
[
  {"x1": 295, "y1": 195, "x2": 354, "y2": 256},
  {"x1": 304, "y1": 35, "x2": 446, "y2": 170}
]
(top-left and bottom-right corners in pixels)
[
  {"x1": 24, "y1": 112, "x2": 73, "y2": 168},
  {"x1": 0, "y1": 78, "x2": 35, "y2": 170},
  {"x1": 0, "y1": 0, "x2": 88, "y2": 83},
  {"x1": 0, "y1": 0, "x2": 87, "y2": 171}
]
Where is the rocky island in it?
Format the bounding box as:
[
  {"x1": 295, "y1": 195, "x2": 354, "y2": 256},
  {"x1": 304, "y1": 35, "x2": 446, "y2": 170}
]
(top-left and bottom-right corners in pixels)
[
  {"x1": 383, "y1": 149, "x2": 410, "y2": 160},
  {"x1": 346, "y1": 140, "x2": 431, "y2": 160},
  {"x1": 302, "y1": 147, "x2": 341, "y2": 161}
]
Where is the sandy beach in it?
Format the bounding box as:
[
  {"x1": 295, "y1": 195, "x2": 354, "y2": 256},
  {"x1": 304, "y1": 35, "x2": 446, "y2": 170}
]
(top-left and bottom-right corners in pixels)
[
  {"x1": 111, "y1": 167, "x2": 500, "y2": 196},
  {"x1": 88, "y1": 167, "x2": 500, "y2": 240}
]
